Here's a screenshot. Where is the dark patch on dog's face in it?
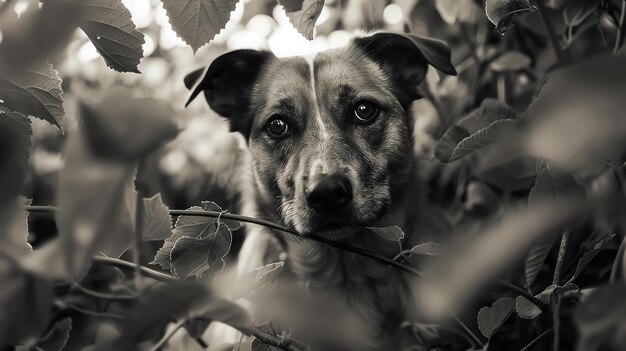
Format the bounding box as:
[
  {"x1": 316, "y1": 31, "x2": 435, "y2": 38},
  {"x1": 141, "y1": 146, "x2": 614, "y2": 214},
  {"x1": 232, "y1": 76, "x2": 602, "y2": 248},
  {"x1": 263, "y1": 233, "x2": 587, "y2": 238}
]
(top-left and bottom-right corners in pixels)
[{"x1": 246, "y1": 48, "x2": 413, "y2": 235}]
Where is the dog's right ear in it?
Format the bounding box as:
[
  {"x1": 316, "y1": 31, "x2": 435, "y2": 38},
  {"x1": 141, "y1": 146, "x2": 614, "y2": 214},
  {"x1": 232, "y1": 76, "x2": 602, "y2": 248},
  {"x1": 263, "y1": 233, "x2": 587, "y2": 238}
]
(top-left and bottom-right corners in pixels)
[{"x1": 184, "y1": 49, "x2": 274, "y2": 136}]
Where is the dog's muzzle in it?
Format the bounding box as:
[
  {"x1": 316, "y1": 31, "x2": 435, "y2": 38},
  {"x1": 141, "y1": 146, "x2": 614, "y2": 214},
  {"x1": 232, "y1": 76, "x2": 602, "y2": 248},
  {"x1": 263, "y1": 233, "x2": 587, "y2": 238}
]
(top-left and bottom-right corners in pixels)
[{"x1": 305, "y1": 174, "x2": 353, "y2": 213}]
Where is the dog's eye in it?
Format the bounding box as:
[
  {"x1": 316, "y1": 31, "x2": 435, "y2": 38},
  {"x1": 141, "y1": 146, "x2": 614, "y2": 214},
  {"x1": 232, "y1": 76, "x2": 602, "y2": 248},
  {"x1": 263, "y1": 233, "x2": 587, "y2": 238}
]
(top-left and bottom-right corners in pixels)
[
  {"x1": 354, "y1": 101, "x2": 379, "y2": 122},
  {"x1": 266, "y1": 117, "x2": 289, "y2": 138}
]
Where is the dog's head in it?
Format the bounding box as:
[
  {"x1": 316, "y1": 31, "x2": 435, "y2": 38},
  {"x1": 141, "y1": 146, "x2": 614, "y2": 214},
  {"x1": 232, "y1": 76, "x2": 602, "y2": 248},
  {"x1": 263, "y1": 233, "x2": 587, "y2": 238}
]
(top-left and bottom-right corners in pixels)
[{"x1": 185, "y1": 33, "x2": 455, "y2": 236}]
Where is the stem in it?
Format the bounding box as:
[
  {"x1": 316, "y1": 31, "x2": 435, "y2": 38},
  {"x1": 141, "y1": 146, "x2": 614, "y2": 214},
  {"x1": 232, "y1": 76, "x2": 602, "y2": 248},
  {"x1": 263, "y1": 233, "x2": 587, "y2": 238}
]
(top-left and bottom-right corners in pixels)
[
  {"x1": 149, "y1": 318, "x2": 186, "y2": 351},
  {"x1": 72, "y1": 282, "x2": 136, "y2": 300},
  {"x1": 615, "y1": 0, "x2": 626, "y2": 52},
  {"x1": 530, "y1": 0, "x2": 567, "y2": 64},
  {"x1": 450, "y1": 312, "x2": 485, "y2": 348},
  {"x1": 251, "y1": 328, "x2": 308, "y2": 351},
  {"x1": 552, "y1": 232, "x2": 569, "y2": 351},
  {"x1": 54, "y1": 299, "x2": 123, "y2": 319},
  {"x1": 520, "y1": 328, "x2": 553, "y2": 351},
  {"x1": 133, "y1": 192, "x2": 144, "y2": 289},
  {"x1": 92, "y1": 256, "x2": 178, "y2": 283}
]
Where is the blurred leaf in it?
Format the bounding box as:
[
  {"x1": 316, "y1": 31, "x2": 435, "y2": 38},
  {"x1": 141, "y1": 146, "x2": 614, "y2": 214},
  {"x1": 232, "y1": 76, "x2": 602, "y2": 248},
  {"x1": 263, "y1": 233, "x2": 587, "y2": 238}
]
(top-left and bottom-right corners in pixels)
[
  {"x1": 0, "y1": 63, "x2": 64, "y2": 130},
  {"x1": 0, "y1": 1, "x2": 80, "y2": 73},
  {"x1": 153, "y1": 205, "x2": 233, "y2": 280},
  {"x1": 490, "y1": 51, "x2": 532, "y2": 72},
  {"x1": 409, "y1": 242, "x2": 443, "y2": 256},
  {"x1": 436, "y1": 0, "x2": 482, "y2": 25},
  {"x1": 0, "y1": 197, "x2": 32, "y2": 260},
  {"x1": 414, "y1": 194, "x2": 586, "y2": 319},
  {"x1": 464, "y1": 181, "x2": 499, "y2": 216},
  {"x1": 108, "y1": 283, "x2": 207, "y2": 350},
  {"x1": 189, "y1": 296, "x2": 254, "y2": 335},
  {"x1": 36, "y1": 317, "x2": 72, "y2": 351},
  {"x1": 575, "y1": 283, "x2": 626, "y2": 351},
  {"x1": 77, "y1": 0, "x2": 145, "y2": 73},
  {"x1": 0, "y1": 107, "x2": 32, "y2": 197},
  {"x1": 161, "y1": 0, "x2": 239, "y2": 52},
  {"x1": 278, "y1": 0, "x2": 304, "y2": 12},
  {"x1": 485, "y1": 0, "x2": 534, "y2": 33},
  {"x1": 566, "y1": 234, "x2": 616, "y2": 284},
  {"x1": 477, "y1": 297, "x2": 515, "y2": 338},
  {"x1": 80, "y1": 91, "x2": 178, "y2": 160},
  {"x1": 435, "y1": 98, "x2": 517, "y2": 163},
  {"x1": 515, "y1": 296, "x2": 541, "y2": 319},
  {"x1": 524, "y1": 53, "x2": 626, "y2": 170},
  {"x1": 450, "y1": 119, "x2": 517, "y2": 162},
  {"x1": 536, "y1": 283, "x2": 579, "y2": 304},
  {"x1": 142, "y1": 194, "x2": 173, "y2": 241},
  {"x1": 366, "y1": 225, "x2": 405, "y2": 242},
  {"x1": 284, "y1": 0, "x2": 325, "y2": 40},
  {"x1": 0, "y1": 255, "x2": 53, "y2": 348},
  {"x1": 524, "y1": 167, "x2": 585, "y2": 287}
]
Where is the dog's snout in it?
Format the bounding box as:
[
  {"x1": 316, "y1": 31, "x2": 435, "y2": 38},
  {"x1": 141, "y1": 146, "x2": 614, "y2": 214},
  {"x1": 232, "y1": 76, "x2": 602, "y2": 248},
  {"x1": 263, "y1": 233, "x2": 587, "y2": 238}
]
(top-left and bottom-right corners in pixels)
[{"x1": 306, "y1": 174, "x2": 353, "y2": 212}]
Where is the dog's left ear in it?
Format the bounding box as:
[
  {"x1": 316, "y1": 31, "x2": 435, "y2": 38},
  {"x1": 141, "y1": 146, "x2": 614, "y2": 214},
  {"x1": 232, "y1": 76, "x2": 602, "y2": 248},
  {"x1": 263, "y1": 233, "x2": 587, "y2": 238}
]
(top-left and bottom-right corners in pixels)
[{"x1": 353, "y1": 32, "x2": 456, "y2": 104}]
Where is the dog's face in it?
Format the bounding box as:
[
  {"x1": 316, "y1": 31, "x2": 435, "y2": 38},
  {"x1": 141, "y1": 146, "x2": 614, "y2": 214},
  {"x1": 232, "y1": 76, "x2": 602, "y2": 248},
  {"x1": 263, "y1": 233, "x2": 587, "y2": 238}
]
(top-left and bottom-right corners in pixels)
[{"x1": 185, "y1": 33, "x2": 455, "y2": 235}]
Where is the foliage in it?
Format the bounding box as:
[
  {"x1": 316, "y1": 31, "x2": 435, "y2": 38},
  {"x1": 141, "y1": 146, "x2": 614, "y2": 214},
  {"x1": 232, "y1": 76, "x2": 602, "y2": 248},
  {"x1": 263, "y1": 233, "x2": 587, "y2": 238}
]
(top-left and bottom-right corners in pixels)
[{"x1": 1, "y1": 0, "x2": 626, "y2": 350}]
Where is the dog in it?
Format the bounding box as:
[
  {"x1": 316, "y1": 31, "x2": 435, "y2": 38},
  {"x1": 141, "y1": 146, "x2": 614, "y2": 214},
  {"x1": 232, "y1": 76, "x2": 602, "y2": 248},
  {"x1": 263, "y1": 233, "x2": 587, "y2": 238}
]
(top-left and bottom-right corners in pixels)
[{"x1": 184, "y1": 32, "x2": 456, "y2": 350}]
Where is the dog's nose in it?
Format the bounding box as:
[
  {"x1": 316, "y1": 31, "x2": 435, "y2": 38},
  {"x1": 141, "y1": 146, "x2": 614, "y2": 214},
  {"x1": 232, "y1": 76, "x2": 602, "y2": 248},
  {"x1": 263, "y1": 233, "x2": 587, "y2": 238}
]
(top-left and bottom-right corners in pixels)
[{"x1": 306, "y1": 174, "x2": 353, "y2": 212}]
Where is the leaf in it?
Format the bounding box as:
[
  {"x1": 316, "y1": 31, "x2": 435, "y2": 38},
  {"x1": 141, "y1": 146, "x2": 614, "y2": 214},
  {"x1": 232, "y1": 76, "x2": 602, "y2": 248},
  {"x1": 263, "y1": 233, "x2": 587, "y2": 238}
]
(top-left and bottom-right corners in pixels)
[
  {"x1": 490, "y1": 51, "x2": 531, "y2": 72},
  {"x1": 409, "y1": 242, "x2": 443, "y2": 256},
  {"x1": 153, "y1": 205, "x2": 233, "y2": 281},
  {"x1": 77, "y1": 0, "x2": 145, "y2": 73},
  {"x1": 435, "y1": 98, "x2": 517, "y2": 163},
  {"x1": 0, "y1": 107, "x2": 32, "y2": 194},
  {"x1": 284, "y1": 0, "x2": 325, "y2": 40},
  {"x1": 107, "y1": 283, "x2": 208, "y2": 351},
  {"x1": 0, "y1": 197, "x2": 32, "y2": 260},
  {"x1": 366, "y1": 226, "x2": 405, "y2": 242},
  {"x1": 566, "y1": 234, "x2": 616, "y2": 284},
  {"x1": 190, "y1": 296, "x2": 254, "y2": 335},
  {"x1": 0, "y1": 63, "x2": 64, "y2": 130},
  {"x1": 0, "y1": 256, "x2": 53, "y2": 348},
  {"x1": 142, "y1": 194, "x2": 173, "y2": 241},
  {"x1": 515, "y1": 296, "x2": 541, "y2": 319},
  {"x1": 80, "y1": 91, "x2": 179, "y2": 160},
  {"x1": 278, "y1": 0, "x2": 304, "y2": 12},
  {"x1": 523, "y1": 236, "x2": 555, "y2": 289},
  {"x1": 36, "y1": 317, "x2": 72, "y2": 351},
  {"x1": 477, "y1": 297, "x2": 515, "y2": 338},
  {"x1": 563, "y1": 0, "x2": 598, "y2": 27},
  {"x1": 450, "y1": 119, "x2": 517, "y2": 162},
  {"x1": 485, "y1": 0, "x2": 534, "y2": 33},
  {"x1": 161, "y1": 0, "x2": 239, "y2": 52}
]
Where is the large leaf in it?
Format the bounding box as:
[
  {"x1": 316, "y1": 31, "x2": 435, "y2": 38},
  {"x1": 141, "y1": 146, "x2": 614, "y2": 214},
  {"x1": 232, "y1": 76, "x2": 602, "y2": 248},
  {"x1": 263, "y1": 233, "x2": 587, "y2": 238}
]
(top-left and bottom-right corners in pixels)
[
  {"x1": 77, "y1": 0, "x2": 145, "y2": 73},
  {"x1": 477, "y1": 297, "x2": 515, "y2": 338},
  {"x1": 435, "y1": 98, "x2": 517, "y2": 163},
  {"x1": 152, "y1": 204, "x2": 233, "y2": 280},
  {"x1": 0, "y1": 256, "x2": 53, "y2": 348},
  {"x1": 278, "y1": 0, "x2": 304, "y2": 12},
  {"x1": 449, "y1": 119, "x2": 517, "y2": 162},
  {"x1": 284, "y1": 0, "x2": 325, "y2": 40},
  {"x1": 485, "y1": 0, "x2": 534, "y2": 33},
  {"x1": 524, "y1": 168, "x2": 585, "y2": 287},
  {"x1": 0, "y1": 197, "x2": 32, "y2": 260},
  {"x1": 566, "y1": 234, "x2": 616, "y2": 284},
  {"x1": 0, "y1": 63, "x2": 64, "y2": 130},
  {"x1": 0, "y1": 107, "x2": 32, "y2": 200},
  {"x1": 161, "y1": 0, "x2": 239, "y2": 52}
]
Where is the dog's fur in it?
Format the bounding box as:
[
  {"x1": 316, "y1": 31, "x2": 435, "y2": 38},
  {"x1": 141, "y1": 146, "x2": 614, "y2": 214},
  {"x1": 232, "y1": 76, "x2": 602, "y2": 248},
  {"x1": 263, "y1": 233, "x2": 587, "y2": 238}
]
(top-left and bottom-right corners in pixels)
[{"x1": 185, "y1": 32, "x2": 456, "y2": 350}]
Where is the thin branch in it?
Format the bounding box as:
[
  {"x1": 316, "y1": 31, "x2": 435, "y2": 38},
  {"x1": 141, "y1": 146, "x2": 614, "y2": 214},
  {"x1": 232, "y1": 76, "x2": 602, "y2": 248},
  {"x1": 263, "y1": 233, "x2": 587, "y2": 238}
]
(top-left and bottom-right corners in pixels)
[
  {"x1": 530, "y1": 0, "x2": 568, "y2": 64},
  {"x1": 27, "y1": 206, "x2": 548, "y2": 319},
  {"x1": 552, "y1": 231, "x2": 569, "y2": 351},
  {"x1": 72, "y1": 282, "x2": 136, "y2": 300},
  {"x1": 133, "y1": 192, "x2": 144, "y2": 289},
  {"x1": 615, "y1": 0, "x2": 626, "y2": 52},
  {"x1": 251, "y1": 328, "x2": 308, "y2": 351},
  {"x1": 520, "y1": 328, "x2": 553, "y2": 351}
]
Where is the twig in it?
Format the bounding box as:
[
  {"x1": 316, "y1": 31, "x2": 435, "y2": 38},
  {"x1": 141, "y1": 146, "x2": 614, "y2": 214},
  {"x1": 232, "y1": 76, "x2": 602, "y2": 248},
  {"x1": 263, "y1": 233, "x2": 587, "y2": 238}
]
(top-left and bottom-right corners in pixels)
[
  {"x1": 92, "y1": 256, "x2": 178, "y2": 283},
  {"x1": 72, "y1": 282, "x2": 136, "y2": 300},
  {"x1": 133, "y1": 192, "x2": 144, "y2": 289},
  {"x1": 520, "y1": 328, "x2": 553, "y2": 351},
  {"x1": 552, "y1": 231, "x2": 569, "y2": 351},
  {"x1": 251, "y1": 328, "x2": 308, "y2": 351},
  {"x1": 530, "y1": 0, "x2": 568, "y2": 64},
  {"x1": 149, "y1": 318, "x2": 187, "y2": 351},
  {"x1": 615, "y1": 0, "x2": 626, "y2": 52}
]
